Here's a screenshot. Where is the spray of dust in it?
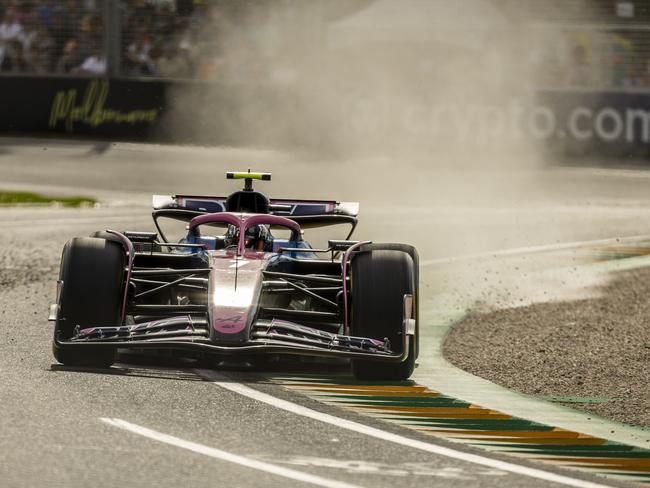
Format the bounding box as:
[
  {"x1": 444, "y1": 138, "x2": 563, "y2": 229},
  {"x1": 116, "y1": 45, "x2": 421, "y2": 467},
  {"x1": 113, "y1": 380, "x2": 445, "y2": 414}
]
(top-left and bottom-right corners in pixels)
[{"x1": 164, "y1": 0, "x2": 609, "y2": 311}]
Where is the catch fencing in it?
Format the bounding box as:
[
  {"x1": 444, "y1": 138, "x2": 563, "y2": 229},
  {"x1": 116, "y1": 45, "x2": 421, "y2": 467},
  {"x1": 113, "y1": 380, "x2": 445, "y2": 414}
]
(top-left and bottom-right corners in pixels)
[
  {"x1": 2, "y1": 0, "x2": 650, "y2": 89},
  {"x1": 0, "y1": 0, "x2": 261, "y2": 80}
]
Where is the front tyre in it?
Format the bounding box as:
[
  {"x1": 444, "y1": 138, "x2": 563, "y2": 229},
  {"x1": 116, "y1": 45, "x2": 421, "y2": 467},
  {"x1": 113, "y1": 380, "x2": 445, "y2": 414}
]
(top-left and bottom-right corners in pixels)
[
  {"x1": 53, "y1": 237, "x2": 125, "y2": 367},
  {"x1": 350, "y1": 249, "x2": 416, "y2": 380}
]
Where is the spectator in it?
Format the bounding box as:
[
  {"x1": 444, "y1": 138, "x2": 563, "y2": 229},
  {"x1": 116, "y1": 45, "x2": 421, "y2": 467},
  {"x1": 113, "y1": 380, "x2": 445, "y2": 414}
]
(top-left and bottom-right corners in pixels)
[
  {"x1": 72, "y1": 48, "x2": 106, "y2": 75},
  {"x1": 37, "y1": 0, "x2": 55, "y2": 30},
  {"x1": 567, "y1": 44, "x2": 592, "y2": 87},
  {"x1": 0, "y1": 7, "x2": 24, "y2": 71},
  {"x1": 49, "y1": 8, "x2": 69, "y2": 68},
  {"x1": 56, "y1": 37, "x2": 79, "y2": 73},
  {"x1": 21, "y1": 11, "x2": 54, "y2": 73},
  {"x1": 124, "y1": 28, "x2": 156, "y2": 76},
  {"x1": 153, "y1": 44, "x2": 190, "y2": 78}
]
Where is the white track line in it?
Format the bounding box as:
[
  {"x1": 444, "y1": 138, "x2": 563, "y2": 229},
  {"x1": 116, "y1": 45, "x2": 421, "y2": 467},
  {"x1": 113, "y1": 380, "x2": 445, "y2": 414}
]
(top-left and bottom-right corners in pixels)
[
  {"x1": 422, "y1": 233, "x2": 650, "y2": 266},
  {"x1": 197, "y1": 372, "x2": 614, "y2": 488},
  {"x1": 100, "y1": 418, "x2": 362, "y2": 488}
]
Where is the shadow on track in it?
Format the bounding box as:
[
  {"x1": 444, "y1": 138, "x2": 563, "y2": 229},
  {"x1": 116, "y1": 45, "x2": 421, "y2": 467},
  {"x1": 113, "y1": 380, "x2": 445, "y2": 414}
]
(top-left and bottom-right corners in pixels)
[
  {"x1": 49, "y1": 353, "x2": 364, "y2": 385},
  {"x1": 49, "y1": 361, "x2": 204, "y2": 382}
]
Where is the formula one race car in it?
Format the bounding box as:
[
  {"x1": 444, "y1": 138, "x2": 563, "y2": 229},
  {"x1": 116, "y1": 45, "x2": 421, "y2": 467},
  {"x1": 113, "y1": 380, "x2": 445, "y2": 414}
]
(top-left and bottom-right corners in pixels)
[{"x1": 49, "y1": 172, "x2": 419, "y2": 380}]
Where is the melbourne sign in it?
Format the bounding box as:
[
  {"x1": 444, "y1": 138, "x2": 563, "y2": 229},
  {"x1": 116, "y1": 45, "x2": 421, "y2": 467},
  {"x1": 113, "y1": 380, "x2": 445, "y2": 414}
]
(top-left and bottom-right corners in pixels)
[{"x1": 48, "y1": 79, "x2": 159, "y2": 132}]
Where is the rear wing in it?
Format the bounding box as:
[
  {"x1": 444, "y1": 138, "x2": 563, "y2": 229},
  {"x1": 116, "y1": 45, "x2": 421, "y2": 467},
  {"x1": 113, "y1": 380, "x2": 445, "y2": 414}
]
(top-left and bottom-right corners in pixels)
[{"x1": 152, "y1": 195, "x2": 359, "y2": 217}]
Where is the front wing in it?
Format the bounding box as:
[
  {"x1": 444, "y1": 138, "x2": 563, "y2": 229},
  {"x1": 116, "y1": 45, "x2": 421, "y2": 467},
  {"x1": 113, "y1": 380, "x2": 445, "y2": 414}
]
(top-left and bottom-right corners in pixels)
[{"x1": 53, "y1": 315, "x2": 415, "y2": 363}]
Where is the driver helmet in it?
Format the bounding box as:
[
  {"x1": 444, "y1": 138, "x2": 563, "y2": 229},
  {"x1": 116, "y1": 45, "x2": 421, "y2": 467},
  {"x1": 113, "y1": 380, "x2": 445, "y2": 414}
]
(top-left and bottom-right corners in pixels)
[
  {"x1": 224, "y1": 225, "x2": 240, "y2": 248},
  {"x1": 245, "y1": 224, "x2": 270, "y2": 250}
]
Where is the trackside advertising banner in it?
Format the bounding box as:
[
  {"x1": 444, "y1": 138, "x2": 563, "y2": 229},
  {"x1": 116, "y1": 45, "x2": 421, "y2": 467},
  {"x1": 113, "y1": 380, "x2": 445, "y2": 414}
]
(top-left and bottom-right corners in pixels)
[
  {"x1": 0, "y1": 76, "x2": 648, "y2": 157},
  {"x1": 0, "y1": 76, "x2": 165, "y2": 139},
  {"x1": 340, "y1": 91, "x2": 650, "y2": 156},
  {"x1": 538, "y1": 91, "x2": 650, "y2": 146}
]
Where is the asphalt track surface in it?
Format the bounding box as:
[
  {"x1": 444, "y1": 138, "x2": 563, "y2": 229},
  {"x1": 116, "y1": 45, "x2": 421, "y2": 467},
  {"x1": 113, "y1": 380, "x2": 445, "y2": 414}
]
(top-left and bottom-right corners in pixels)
[{"x1": 2, "y1": 138, "x2": 650, "y2": 488}]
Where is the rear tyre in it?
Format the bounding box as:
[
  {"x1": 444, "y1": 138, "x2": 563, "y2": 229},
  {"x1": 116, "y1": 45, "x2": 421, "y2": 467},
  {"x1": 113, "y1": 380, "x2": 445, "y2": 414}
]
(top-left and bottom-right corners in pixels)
[
  {"x1": 53, "y1": 237, "x2": 125, "y2": 367},
  {"x1": 350, "y1": 249, "x2": 416, "y2": 380}
]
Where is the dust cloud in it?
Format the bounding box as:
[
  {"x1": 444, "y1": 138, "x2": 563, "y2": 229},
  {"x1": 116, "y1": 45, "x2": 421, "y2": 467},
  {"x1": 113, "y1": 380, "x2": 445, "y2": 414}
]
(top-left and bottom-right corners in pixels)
[
  {"x1": 163, "y1": 0, "x2": 608, "y2": 311},
  {"x1": 166, "y1": 1, "x2": 552, "y2": 161}
]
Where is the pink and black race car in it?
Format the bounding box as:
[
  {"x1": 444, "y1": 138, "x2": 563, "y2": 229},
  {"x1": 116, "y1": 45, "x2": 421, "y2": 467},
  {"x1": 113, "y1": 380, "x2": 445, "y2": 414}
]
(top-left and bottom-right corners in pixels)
[{"x1": 49, "y1": 172, "x2": 419, "y2": 380}]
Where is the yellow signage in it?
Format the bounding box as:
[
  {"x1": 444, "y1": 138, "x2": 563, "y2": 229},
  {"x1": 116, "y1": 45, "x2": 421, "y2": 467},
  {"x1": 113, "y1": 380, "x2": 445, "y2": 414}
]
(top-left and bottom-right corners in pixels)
[{"x1": 49, "y1": 79, "x2": 159, "y2": 132}]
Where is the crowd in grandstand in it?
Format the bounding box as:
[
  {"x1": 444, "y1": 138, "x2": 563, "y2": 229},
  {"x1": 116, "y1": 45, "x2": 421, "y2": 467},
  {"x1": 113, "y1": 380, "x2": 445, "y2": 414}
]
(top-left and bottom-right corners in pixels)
[
  {"x1": 0, "y1": 0, "x2": 210, "y2": 78},
  {"x1": 1, "y1": 0, "x2": 649, "y2": 89}
]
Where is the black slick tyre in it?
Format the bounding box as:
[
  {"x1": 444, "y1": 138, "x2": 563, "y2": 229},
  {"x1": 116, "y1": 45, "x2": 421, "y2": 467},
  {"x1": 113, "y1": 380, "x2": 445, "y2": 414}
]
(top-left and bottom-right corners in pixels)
[
  {"x1": 52, "y1": 237, "x2": 125, "y2": 367},
  {"x1": 350, "y1": 249, "x2": 416, "y2": 380}
]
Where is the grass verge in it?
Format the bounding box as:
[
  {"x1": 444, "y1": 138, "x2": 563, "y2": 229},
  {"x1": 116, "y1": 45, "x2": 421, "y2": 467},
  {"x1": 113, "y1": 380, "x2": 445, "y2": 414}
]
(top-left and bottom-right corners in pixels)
[{"x1": 0, "y1": 191, "x2": 97, "y2": 207}]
